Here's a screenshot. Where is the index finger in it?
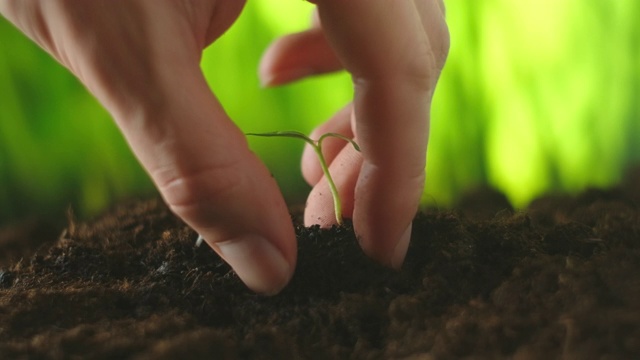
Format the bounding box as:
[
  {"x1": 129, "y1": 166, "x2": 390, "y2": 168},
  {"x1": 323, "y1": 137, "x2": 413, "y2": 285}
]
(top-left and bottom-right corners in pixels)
[{"x1": 313, "y1": 0, "x2": 449, "y2": 267}]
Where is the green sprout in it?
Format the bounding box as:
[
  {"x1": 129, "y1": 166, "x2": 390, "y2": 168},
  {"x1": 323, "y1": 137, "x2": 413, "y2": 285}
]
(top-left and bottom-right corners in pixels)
[{"x1": 246, "y1": 131, "x2": 361, "y2": 225}]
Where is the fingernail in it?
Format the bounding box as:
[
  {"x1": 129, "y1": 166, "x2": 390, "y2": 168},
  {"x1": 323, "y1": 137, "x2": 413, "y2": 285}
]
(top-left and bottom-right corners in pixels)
[
  {"x1": 260, "y1": 67, "x2": 316, "y2": 87},
  {"x1": 390, "y1": 224, "x2": 412, "y2": 270},
  {"x1": 215, "y1": 234, "x2": 292, "y2": 295}
]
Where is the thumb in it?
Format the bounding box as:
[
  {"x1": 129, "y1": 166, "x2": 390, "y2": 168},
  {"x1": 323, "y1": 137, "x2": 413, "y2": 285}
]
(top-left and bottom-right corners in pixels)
[
  {"x1": 0, "y1": 0, "x2": 296, "y2": 295},
  {"x1": 116, "y1": 68, "x2": 297, "y2": 295}
]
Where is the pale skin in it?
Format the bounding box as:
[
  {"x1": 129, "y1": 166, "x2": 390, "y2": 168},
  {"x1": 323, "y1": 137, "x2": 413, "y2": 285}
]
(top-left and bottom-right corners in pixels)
[{"x1": 0, "y1": 0, "x2": 449, "y2": 294}]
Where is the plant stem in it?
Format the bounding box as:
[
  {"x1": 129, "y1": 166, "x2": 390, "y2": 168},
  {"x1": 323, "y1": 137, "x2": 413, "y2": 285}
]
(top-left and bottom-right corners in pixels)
[
  {"x1": 246, "y1": 131, "x2": 360, "y2": 225},
  {"x1": 313, "y1": 138, "x2": 343, "y2": 225}
]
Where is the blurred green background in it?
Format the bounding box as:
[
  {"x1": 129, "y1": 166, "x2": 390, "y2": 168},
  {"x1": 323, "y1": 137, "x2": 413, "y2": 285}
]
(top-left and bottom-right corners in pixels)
[{"x1": 1, "y1": 0, "x2": 639, "y2": 225}]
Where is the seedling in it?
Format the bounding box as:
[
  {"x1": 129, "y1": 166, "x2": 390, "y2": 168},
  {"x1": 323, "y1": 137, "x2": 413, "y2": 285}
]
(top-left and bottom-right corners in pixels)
[
  {"x1": 246, "y1": 131, "x2": 361, "y2": 225},
  {"x1": 195, "y1": 131, "x2": 360, "y2": 247}
]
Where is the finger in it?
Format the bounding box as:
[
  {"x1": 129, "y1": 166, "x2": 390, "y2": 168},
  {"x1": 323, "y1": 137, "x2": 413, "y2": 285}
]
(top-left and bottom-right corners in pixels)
[
  {"x1": 117, "y1": 68, "x2": 296, "y2": 295},
  {"x1": 258, "y1": 12, "x2": 342, "y2": 87},
  {"x1": 301, "y1": 103, "x2": 354, "y2": 186},
  {"x1": 315, "y1": 0, "x2": 444, "y2": 86},
  {"x1": 0, "y1": 0, "x2": 295, "y2": 294},
  {"x1": 314, "y1": 0, "x2": 449, "y2": 268},
  {"x1": 0, "y1": 0, "x2": 296, "y2": 293},
  {"x1": 414, "y1": 0, "x2": 450, "y2": 71}
]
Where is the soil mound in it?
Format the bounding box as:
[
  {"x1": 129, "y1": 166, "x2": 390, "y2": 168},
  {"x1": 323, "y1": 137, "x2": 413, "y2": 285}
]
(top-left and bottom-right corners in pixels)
[{"x1": 1, "y1": 182, "x2": 639, "y2": 359}]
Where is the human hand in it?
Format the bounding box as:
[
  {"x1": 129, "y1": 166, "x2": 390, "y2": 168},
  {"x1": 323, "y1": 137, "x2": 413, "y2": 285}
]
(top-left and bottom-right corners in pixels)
[
  {"x1": 0, "y1": 0, "x2": 296, "y2": 294},
  {"x1": 260, "y1": 0, "x2": 449, "y2": 268}
]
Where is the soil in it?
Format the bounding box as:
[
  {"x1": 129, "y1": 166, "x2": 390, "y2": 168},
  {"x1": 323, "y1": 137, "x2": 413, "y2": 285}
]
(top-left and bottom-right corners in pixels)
[{"x1": 1, "y1": 176, "x2": 640, "y2": 359}]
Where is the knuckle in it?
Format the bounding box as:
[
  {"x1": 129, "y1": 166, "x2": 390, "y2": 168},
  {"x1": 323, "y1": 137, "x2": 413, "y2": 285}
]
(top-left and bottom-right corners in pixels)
[
  {"x1": 404, "y1": 41, "x2": 443, "y2": 91},
  {"x1": 352, "y1": 40, "x2": 442, "y2": 93},
  {"x1": 153, "y1": 162, "x2": 246, "y2": 217}
]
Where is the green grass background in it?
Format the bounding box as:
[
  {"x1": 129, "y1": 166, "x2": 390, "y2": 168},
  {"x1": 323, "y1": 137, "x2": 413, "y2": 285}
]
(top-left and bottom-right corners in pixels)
[{"x1": 1, "y1": 0, "x2": 639, "y2": 224}]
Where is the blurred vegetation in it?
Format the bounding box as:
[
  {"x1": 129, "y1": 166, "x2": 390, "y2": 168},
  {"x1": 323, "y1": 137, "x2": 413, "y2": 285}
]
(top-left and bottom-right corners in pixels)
[{"x1": 1, "y1": 0, "x2": 639, "y2": 225}]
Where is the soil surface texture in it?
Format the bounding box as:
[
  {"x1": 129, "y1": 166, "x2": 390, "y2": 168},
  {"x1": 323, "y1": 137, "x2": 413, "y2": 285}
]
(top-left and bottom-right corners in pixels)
[{"x1": 1, "y1": 179, "x2": 640, "y2": 359}]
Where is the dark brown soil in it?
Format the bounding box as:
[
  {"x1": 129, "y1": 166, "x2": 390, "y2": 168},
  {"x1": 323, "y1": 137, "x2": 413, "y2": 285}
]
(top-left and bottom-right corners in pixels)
[{"x1": 1, "y1": 179, "x2": 640, "y2": 359}]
